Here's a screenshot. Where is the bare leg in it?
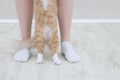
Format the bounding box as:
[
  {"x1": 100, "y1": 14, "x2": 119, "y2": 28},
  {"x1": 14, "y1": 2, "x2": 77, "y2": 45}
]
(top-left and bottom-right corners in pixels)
[
  {"x1": 14, "y1": 0, "x2": 33, "y2": 62},
  {"x1": 58, "y1": 0, "x2": 73, "y2": 42},
  {"x1": 58, "y1": 0, "x2": 80, "y2": 62},
  {"x1": 16, "y1": 0, "x2": 33, "y2": 40}
]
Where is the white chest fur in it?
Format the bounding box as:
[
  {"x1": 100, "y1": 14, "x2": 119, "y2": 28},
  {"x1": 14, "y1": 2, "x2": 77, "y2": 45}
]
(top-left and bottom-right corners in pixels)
[
  {"x1": 43, "y1": 25, "x2": 51, "y2": 42},
  {"x1": 41, "y1": 0, "x2": 49, "y2": 10}
]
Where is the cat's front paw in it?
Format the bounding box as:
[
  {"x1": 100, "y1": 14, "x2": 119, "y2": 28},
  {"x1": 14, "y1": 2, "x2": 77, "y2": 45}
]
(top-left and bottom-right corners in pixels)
[
  {"x1": 37, "y1": 53, "x2": 44, "y2": 64},
  {"x1": 53, "y1": 54, "x2": 61, "y2": 65}
]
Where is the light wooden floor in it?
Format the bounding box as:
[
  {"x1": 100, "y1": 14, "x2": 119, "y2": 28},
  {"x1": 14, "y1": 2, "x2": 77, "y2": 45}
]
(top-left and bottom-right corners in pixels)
[{"x1": 0, "y1": 23, "x2": 120, "y2": 80}]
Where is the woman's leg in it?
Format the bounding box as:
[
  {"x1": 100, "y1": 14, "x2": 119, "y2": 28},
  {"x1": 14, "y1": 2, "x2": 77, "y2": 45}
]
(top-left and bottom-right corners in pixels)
[
  {"x1": 58, "y1": 0, "x2": 73, "y2": 42},
  {"x1": 14, "y1": 0, "x2": 33, "y2": 62},
  {"x1": 16, "y1": 0, "x2": 33, "y2": 39},
  {"x1": 58, "y1": 0, "x2": 80, "y2": 62}
]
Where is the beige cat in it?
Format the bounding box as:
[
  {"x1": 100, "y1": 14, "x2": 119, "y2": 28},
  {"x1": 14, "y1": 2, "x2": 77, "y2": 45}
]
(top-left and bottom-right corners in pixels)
[{"x1": 34, "y1": 0, "x2": 61, "y2": 64}]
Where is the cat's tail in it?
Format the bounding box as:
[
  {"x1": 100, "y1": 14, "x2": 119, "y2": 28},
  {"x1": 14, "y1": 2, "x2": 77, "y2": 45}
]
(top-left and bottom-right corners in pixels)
[{"x1": 9, "y1": 37, "x2": 35, "y2": 53}]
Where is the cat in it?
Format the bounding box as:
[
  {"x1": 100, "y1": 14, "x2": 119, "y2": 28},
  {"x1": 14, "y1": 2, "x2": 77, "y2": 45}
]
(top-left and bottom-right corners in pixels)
[{"x1": 34, "y1": 0, "x2": 61, "y2": 64}]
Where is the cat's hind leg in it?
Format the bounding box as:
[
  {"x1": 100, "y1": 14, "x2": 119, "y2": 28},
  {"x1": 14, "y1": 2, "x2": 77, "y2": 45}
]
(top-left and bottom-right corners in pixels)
[
  {"x1": 35, "y1": 21, "x2": 45, "y2": 64},
  {"x1": 48, "y1": 34, "x2": 61, "y2": 65},
  {"x1": 48, "y1": 21, "x2": 61, "y2": 65}
]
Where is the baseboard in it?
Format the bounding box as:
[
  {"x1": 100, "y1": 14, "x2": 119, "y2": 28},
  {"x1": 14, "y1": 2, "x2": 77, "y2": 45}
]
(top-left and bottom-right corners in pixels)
[
  {"x1": 0, "y1": 19, "x2": 120, "y2": 24},
  {"x1": 72, "y1": 19, "x2": 120, "y2": 23}
]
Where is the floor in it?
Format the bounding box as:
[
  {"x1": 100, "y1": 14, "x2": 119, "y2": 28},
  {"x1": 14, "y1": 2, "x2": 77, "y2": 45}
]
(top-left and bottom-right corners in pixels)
[{"x1": 0, "y1": 23, "x2": 120, "y2": 80}]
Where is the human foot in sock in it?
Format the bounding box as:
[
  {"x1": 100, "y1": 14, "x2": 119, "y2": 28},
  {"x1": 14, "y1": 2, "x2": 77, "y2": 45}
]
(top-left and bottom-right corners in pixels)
[
  {"x1": 61, "y1": 41, "x2": 80, "y2": 63},
  {"x1": 14, "y1": 48, "x2": 30, "y2": 62}
]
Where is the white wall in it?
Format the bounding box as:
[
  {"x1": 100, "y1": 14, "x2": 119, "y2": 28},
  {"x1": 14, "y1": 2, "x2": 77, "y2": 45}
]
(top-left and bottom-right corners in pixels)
[
  {"x1": 73, "y1": 0, "x2": 120, "y2": 19},
  {"x1": 0, "y1": 0, "x2": 16, "y2": 19},
  {"x1": 0, "y1": 0, "x2": 120, "y2": 19}
]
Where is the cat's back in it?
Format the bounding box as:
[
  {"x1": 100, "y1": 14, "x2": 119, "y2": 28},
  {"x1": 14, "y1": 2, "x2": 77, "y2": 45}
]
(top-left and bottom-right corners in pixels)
[
  {"x1": 34, "y1": 0, "x2": 57, "y2": 10},
  {"x1": 34, "y1": 0, "x2": 58, "y2": 43}
]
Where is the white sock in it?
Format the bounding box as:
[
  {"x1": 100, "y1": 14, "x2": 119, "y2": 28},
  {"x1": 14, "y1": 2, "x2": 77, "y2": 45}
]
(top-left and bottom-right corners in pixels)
[
  {"x1": 61, "y1": 41, "x2": 80, "y2": 63},
  {"x1": 14, "y1": 48, "x2": 30, "y2": 62}
]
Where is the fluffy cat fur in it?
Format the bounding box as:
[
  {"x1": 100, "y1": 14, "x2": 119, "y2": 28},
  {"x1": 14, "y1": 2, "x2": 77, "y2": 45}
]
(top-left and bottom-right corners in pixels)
[
  {"x1": 10, "y1": 0, "x2": 61, "y2": 64},
  {"x1": 34, "y1": 0, "x2": 61, "y2": 64}
]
